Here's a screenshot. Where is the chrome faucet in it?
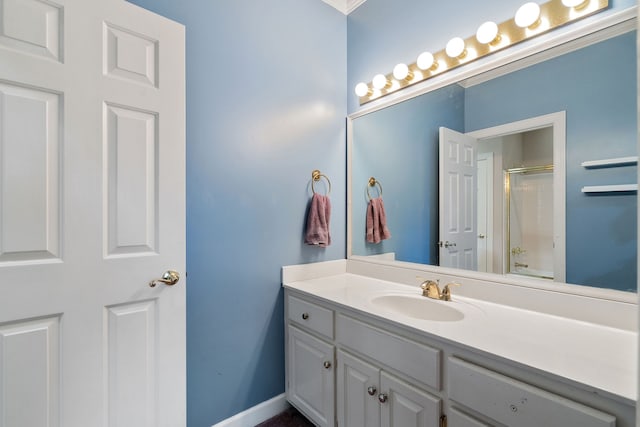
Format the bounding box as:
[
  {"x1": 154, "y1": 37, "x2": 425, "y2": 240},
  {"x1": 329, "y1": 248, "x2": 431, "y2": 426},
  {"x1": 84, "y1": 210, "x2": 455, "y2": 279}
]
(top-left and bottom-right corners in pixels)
[{"x1": 420, "y1": 280, "x2": 460, "y2": 301}]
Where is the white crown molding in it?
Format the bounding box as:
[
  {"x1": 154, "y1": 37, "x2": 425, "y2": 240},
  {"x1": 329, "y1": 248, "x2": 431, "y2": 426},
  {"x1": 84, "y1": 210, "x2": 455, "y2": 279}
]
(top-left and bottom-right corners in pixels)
[
  {"x1": 346, "y1": 0, "x2": 368, "y2": 14},
  {"x1": 321, "y1": 0, "x2": 368, "y2": 15}
]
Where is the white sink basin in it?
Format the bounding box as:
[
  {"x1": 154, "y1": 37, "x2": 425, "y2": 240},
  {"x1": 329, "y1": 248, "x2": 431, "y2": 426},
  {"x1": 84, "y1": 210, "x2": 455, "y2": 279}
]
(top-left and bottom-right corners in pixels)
[{"x1": 370, "y1": 294, "x2": 464, "y2": 322}]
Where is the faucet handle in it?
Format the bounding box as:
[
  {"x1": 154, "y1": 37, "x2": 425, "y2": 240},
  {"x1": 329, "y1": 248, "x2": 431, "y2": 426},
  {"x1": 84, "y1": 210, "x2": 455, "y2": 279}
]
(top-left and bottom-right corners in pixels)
[
  {"x1": 420, "y1": 280, "x2": 441, "y2": 299},
  {"x1": 442, "y1": 282, "x2": 461, "y2": 301}
]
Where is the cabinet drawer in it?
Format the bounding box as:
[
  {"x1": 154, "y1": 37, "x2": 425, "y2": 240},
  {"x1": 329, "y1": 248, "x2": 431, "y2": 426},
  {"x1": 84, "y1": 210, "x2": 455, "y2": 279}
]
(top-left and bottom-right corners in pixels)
[
  {"x1": 336, "y1": 314, "x2": 441, "y2": 390},
  {"x1": 448, "y1": 408, "x2": 491, "y2": 427},
  {"x1": 287, "y1": 295, "x2": 334, "y2": 339},
  {"x1": 448, "y1": 357, "x2": 616, "y2": 427}
]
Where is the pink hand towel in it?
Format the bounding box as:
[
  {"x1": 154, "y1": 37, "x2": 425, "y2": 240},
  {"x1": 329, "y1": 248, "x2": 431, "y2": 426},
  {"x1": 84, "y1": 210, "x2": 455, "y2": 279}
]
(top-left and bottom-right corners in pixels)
[
  {"x1": 305, "y1": 193, "x2": 331, "y2": 247},
  {"x1": 366, "y1": 197, "x2": 391, "y2": 244}
]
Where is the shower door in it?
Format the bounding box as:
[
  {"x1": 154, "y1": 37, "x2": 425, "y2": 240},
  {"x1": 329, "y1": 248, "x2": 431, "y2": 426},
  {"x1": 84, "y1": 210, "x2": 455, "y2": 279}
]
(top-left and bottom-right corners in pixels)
[{"x1": 506, "y1": 166, "x2": 554, "y2": 279}]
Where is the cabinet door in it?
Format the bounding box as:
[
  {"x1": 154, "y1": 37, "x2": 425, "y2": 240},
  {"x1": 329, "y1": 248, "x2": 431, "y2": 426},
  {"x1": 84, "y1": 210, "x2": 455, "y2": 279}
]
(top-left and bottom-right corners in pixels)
[
  {"x1": 337, "y1": 350, "x2": 380, "y2": 427},
  {"x1": 287, "y1": 326, "x2": 335, "y2": 427},
  {"x1": 379, "y1": 372, "x2": 441, "y2": 427}
]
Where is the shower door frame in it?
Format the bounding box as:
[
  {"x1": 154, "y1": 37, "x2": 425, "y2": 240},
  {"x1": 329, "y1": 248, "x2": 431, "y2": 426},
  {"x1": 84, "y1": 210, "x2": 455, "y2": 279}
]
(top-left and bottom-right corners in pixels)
[{"x1": 505, "y1": 165, "x2": 555, "y2": 279}]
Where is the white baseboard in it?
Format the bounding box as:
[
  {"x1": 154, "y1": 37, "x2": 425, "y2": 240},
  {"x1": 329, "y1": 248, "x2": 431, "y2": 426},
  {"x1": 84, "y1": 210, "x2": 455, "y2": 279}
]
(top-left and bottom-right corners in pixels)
[{"x1": 212, "y1": 393, "x2": 290, "y2": 427}]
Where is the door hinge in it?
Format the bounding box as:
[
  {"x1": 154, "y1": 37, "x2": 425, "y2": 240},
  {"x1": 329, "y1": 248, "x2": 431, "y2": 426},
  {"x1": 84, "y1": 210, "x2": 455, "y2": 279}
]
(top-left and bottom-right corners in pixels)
[{"x1": 440, "y1": 414, "x2": 447, "y2": 427}]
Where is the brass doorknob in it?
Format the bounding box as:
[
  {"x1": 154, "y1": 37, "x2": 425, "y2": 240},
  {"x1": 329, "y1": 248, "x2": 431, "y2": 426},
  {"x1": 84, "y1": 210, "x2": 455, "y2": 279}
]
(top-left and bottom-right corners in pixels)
[{"x1": 149, "y1": 270, "x2": 180, "y2": 287}]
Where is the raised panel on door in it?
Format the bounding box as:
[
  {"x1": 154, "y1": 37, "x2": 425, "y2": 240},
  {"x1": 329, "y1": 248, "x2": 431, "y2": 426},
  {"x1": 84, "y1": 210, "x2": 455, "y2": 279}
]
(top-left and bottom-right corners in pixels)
[
  {"x1": 379, "y1": 372, "x2": 441, "y2": 427},
  {"x1": 103, "y1": 22, "x2": 158, "y2": 87},
  {"x1": 0, "y1": 82, "x2": 61, "y2": 263},
  {"x1": 337, "y1": 350, "x2": 380, "y2": 427},
  {"x1": 0, "y1": 316, "x2": 61, "y2": 427},
  {"x1": 287, "y1": 325, "x2": 335, "y2": 427},
  {"x1": 105, "y1": 300, "x2": 158, "y2": 427},
  {"x1": 104, "y1": 102, "x2": 159, "y2": 257},
  {"x1": 0, "y1": 0, "x2": 63, "y2": 61}
]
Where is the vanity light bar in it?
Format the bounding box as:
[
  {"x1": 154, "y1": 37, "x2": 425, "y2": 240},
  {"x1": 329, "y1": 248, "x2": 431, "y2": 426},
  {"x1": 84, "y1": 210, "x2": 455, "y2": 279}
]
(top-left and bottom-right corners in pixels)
[{"x1": 355, "y1": 0, "x2": 608, "y2": 105}]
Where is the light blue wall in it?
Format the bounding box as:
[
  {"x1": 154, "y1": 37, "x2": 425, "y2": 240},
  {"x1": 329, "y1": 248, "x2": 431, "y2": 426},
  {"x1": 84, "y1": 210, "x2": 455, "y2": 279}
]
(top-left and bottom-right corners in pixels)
[
  {"x1": 465, "y1": 31, "x2": 637, "y2": 290},
  {"x1": 352, "y1": 84, "x2": 464, "y2": 263},
  {"x1": 127, "y1": 1, "x2": 346, "y2": 425}
]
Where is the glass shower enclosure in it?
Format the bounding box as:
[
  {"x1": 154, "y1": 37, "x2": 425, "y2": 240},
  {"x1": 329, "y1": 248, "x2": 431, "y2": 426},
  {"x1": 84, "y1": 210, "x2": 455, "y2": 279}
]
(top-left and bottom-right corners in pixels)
[{"x1": 505, "y1": 165, "x2": 554, "y2": 280}]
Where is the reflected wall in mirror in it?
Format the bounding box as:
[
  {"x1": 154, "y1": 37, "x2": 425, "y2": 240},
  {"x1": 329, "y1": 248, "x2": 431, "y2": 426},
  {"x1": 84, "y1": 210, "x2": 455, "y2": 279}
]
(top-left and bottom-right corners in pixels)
[{"x1": 351, "y1": 28, "x2": 637, "y2": 292}]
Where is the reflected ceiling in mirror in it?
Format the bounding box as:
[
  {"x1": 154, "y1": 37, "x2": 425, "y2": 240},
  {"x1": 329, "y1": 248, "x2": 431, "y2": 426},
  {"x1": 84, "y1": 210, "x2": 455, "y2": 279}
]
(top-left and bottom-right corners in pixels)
[{"x1": 349, "y1": 23, "x2": 637, "y2": 293}]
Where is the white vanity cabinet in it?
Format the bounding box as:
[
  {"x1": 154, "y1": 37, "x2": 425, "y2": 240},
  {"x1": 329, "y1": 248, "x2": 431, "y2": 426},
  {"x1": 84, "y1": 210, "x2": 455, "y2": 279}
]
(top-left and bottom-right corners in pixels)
[
  {"x1": 337, "y1": 350, "x2": 441, "y2": 427},
  {"x1": 284, "y1": 288, "x2": 634, "y2": 427}
]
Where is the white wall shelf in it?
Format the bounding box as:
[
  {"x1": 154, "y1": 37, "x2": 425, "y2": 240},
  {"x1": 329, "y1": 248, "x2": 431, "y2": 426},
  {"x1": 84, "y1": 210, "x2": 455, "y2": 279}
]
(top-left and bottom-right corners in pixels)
[
  {"x1": 581, "y1": 156, "x2": 638, "y2": 168},
  {"x1": 581, "y1": 184, "x2": 638, "y2": 193}
]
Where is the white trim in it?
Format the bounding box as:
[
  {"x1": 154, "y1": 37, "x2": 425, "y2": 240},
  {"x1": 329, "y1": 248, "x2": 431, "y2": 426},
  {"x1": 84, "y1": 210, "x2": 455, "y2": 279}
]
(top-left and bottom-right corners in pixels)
[
  {"x1": 469, "y1": 111, "x2": 566, "y2": 283},
  {"x1": 346, "y1": 117, "x2": 354, "y2": 261},
  {"x1": 212, "y1": 393, "x2": 290, "y2": 427},
  {"x1": 477, "y1": 152, "x2": 494, "y2": 273},
  {"x1": 346, "y1": 0, "x2": 368, "y2": 14},
  {"x1": 320, "y1": 0, "x2": 347, "y2": 14},
  {"x1": 321, "y1": 0, "x2": 368, "y2": 14}
]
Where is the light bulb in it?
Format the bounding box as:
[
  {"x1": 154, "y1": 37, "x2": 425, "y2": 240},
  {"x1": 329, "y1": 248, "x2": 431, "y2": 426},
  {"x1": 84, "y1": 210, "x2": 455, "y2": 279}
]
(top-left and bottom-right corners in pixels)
[
  {"x1": 515, "y1": 2, "x2": 541, "y2": 28},
  {"x1": 561, "y1": 0, "x2": 588, "y2": 7},
  {"x1": 393, "y1": 63, "x2": 411, "y2": 80},
  {"x1": 476, "y1": 21, "x2": 499, "y2": 44},
  {"x1": 355, "y1": 82, "x2": 369, "y2": 97},
  {"x1": 445, "y1": 37, "x2": 466, "y2": 58},
  {"x1": 372, "y1": 74, "x2": 388, "y2": 90},
  {"x1": 416, "y1": 52, "x2": 435, "y2": 70}
]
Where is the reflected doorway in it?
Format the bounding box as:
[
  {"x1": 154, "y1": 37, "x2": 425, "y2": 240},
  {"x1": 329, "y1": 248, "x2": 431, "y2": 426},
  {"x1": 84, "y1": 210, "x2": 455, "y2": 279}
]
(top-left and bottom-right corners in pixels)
[{"x1": 468, "y1": 111, "x2": 566, "y2": 282}]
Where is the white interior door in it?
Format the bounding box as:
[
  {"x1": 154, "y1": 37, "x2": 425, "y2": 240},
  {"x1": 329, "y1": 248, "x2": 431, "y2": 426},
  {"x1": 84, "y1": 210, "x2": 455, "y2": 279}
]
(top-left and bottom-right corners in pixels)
[
  {"x1": 438, "y1": 127, "x2": 478, "y2": 270},
  {"x1": 0, "y1": 0, "x2": 186, "y2": 426}
]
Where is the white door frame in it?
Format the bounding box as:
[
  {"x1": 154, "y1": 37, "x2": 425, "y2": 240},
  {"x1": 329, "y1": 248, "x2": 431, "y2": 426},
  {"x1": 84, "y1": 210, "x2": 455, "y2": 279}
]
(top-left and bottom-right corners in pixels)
[
  {"x1": 477, "y1": 152, "x2": 494, "y2": 272},
  {"x1": 468, "y1": 111, "x2": 566, "y2": 283}
]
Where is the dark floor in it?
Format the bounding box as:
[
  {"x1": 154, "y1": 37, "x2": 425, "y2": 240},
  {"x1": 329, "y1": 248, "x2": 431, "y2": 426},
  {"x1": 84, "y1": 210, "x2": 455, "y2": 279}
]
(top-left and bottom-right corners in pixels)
[{"x1": 255, "y1": 407, "x2": 315, "y2": 427}]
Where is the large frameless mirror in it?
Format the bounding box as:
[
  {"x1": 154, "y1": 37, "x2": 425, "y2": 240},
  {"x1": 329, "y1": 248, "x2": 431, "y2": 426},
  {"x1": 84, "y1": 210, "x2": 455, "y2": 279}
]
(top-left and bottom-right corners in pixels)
[{"x1": 349, "y1": 18, "x2": 637, "y2": 293}]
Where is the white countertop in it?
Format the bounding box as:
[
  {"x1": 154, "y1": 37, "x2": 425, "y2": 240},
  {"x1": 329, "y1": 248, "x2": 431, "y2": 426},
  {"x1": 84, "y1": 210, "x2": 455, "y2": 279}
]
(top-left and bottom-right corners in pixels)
[{"x1": 284, "y1": 272, "x2": 637, "y2": 403}]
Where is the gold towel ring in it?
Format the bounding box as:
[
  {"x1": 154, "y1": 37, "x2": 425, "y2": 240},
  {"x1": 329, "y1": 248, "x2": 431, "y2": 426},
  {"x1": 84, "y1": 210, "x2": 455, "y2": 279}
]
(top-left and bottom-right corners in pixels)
[
  {"x1": 367, "y1": 177, "x2": 383, "y2": 200},
  {"x1": 311, "y1": 169, "x2": 331, "y2": 195}
]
